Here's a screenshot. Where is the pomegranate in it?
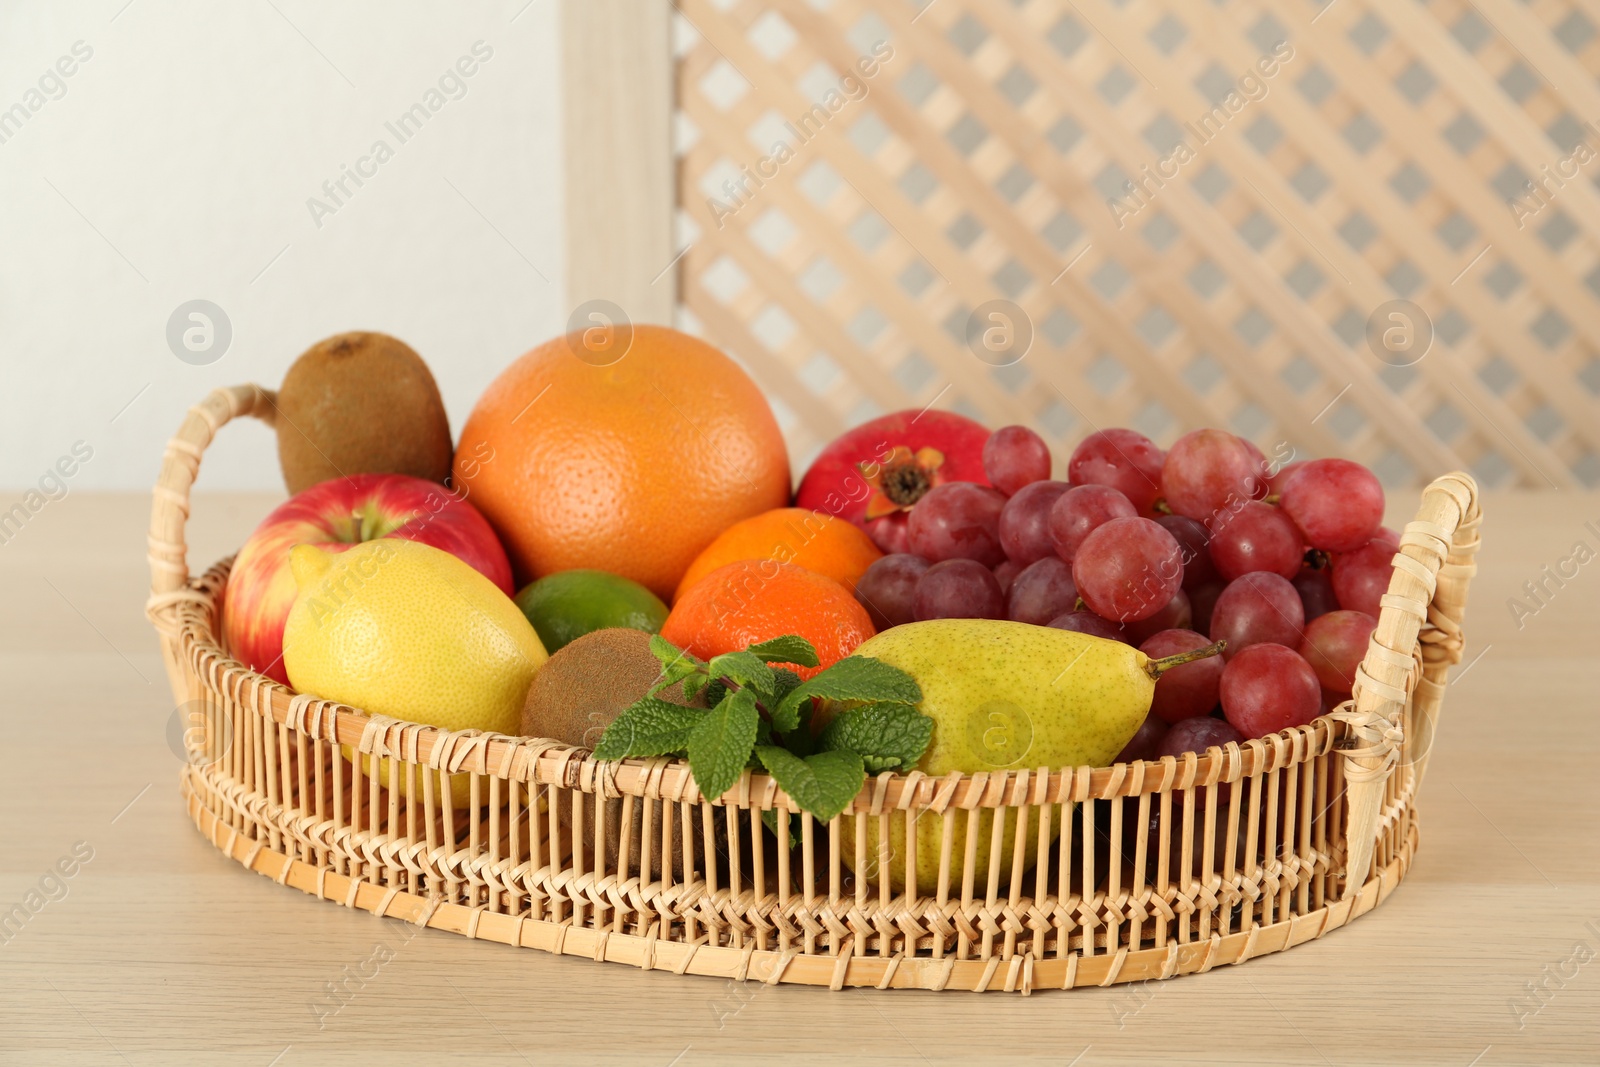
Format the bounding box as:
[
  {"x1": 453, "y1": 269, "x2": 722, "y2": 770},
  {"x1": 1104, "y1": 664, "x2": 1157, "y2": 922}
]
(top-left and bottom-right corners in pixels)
[{"x1": 795, "y1": 410, "x2": 991, "y2": 553}]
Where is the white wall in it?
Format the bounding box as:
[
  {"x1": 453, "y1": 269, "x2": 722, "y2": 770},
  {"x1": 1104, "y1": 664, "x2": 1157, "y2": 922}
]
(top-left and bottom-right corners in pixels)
[{"x1": 0, "y1": 0, "x2": 565, "y2": 492}]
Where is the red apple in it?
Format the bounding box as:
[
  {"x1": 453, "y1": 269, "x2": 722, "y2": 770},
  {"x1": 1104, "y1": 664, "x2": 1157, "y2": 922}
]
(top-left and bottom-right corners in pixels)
[
  {"x1": 220, "y1": 473, "x2": 512, "y2": 684},
  {"x1": 794, "y1": 410, "x2": 991, "y2": 553}
]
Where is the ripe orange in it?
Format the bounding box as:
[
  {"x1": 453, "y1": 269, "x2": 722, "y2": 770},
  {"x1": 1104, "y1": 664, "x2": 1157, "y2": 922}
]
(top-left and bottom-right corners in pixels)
[
  {"x1": 454, "y1": 326, "x2": 791, "y2": 599},
  {"x1": 661, "y1": 560, "x2": 875, "y2": 679},
  {"x1": 674, "y1": 507, "x2": 883, "y2": 602}
]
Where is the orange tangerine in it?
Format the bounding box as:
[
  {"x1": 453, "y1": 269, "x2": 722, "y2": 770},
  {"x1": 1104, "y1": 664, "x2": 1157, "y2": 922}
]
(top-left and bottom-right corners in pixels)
[
  {"x1": 674, "y1": 507, "x2": 883, "y2": 602},
  {"x1": 660, "y1": 560, "x2": 875, "y2": 680}
]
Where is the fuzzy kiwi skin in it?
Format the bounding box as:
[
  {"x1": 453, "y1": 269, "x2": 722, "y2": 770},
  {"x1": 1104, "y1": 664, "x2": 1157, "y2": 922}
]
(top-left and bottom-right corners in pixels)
[
  {"x1": 521, "y1": 628, "x2": 682, "y2": 746},
  {"x1": 522, "y1": 628, "x2": 724, "y2": 880},
  {"x1": 275, "y1": 331, "x2": 453, "y2": 494}
]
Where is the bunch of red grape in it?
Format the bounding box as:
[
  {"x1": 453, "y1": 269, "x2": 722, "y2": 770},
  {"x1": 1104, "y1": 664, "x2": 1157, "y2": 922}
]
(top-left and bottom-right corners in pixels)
[{"x1": 853, "y1": 424, "x2": 1397, "y2": 757}]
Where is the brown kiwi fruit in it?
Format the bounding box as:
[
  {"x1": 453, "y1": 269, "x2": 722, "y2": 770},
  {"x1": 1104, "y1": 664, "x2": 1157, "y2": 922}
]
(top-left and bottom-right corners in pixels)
[
  {"x1": 520, "y1": 627, "x2": 685, "y2": 746},
  {"x1": 521, "y1": 628, "x2": 719, "y2": 880},
  {"x1": 274, "y1": 331, "x2": 453, "y2": 494}
]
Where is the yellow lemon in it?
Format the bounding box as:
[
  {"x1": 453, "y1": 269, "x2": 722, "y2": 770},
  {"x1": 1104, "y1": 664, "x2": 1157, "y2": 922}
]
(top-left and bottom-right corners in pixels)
[{"x1": 283, "y1": 539, "x2": 547, "y2": 806}]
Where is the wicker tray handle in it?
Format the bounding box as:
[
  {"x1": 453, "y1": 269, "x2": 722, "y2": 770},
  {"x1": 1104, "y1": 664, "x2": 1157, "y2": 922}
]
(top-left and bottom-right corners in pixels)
[
  {"x1": 145, "y1": 384, "x2": 1480, "y2": 902},
  {"x1": 146, "y1": 384, "x2": 277, "y2": 639},
  {"x1": 1336, "y1": 471, "x2": 1480, "y2": 897}
]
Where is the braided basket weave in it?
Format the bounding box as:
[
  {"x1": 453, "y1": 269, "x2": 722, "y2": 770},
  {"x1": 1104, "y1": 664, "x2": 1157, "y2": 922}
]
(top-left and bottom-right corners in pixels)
[{"x1": 147, "y1": 384, "x2": 1481, "y2": 993}]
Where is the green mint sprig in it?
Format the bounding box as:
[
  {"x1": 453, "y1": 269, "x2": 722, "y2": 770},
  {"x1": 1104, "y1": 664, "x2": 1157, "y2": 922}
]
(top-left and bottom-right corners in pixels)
[{"x1": 593, "y1": 633, "x2": 928, "y2": 825}]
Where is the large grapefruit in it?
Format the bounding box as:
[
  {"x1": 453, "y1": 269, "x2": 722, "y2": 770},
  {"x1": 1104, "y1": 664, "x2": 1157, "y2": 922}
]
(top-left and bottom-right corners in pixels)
[{"x1": 454, "y1": 326, "x2": 791, "y2": 598}]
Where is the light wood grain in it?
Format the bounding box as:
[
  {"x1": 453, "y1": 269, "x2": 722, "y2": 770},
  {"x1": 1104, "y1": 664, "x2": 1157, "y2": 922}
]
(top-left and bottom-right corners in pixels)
[
  {"x1": 561, "y1": 0, "x2": 675, "y2": 325},
  {"x1": 2, "y1": 490, "x2": 1598, "y2": 1065}
]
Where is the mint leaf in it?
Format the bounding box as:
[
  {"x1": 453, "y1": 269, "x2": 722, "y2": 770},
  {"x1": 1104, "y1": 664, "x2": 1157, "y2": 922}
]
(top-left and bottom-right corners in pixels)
[
  {"x1": 679, "y1": 671, "x2": 708, "y2": 702},
  {"x1": 707, "y1": 666, "x2": 797, "y2": 710},
  {"x1": 819, "y1": 702, "x2": 934, "y2": 774},
  {"x1": 707, "y1": 650, "x2": 775, "y2": 698},
  {"x1": 772, "y1": 656, "x2": 922, "y2": 733},
  {"x1": 778, "y1": 699, "x2": 817, "y2": 757},
  {"x1": 649, "y1": 634, "x2": 701, "y2": 672},
  {"x1": 771, "y1": 667, "x2": 803, "y2": 704},
  {"x1": 754, "y1": 746, "x2": 865, "y2": 823},
  {"x1": 745, "y1": 635, "x2": 820, "y2": 669},
  {"x1": 593, "y1": 697, "x2": 704, "y2": 760},
  {"x1": 687, "y1": 688, "x2": 759, "y2": 800},
  {"x1": 648, "y1": 660, "x2": 701, "y2": 699}
]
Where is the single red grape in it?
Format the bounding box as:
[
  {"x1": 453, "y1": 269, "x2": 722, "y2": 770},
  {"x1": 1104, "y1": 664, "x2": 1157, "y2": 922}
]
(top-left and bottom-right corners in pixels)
[
  {"x1": 868, "y1": 514, "x2": 912, "y2": 555},
  {"x1": 992, "y1": 558, "x2": 1021, "y2": 597},
  {"x1": 1188, "y1": 581, "x2": 1225, "y2": 635},
  {"x1": 1155, "y1": 514, "x2": 1218, "y2": 589},
  {"x1": 1293, "y1": 566, "x2": 1339, "y2": 622},
  {"x1": 1049, "y1": 484, "x2": 1136, "y2": 562},
  {"x1": 1114, "y1": 710, "x2": 1168, "y2": 763},
  {"x1": 1208, "y1": 500, "x2": 1303, "y2": 581},
  {"x1": 1142, "y1": 628, "x2": 1225, "y2": 724},
  {"x1": 1209, "y1": 572, "x2": 1304, "y2": 658},
  {"x1": 1067, "y1": 428, "x2": 1166, "y2": 513},
  {"x1": 998, "y1": 480, "x2": 1069, "y2": 565},
  {"x1": 1330, "y1": 539, "x2": 1395, "y2": 617},
  {"x1": 1299, "y1": 610, "x2": 1377, "y2": 697},
  {"x1": 1072, "y1": 517, "x2": 1184, "y2": 623},
  {"x1": 855, "y1": 553, "x2": 930, "y2": 631},
  {"x1": 1220, "y1": 643, "x2": 1321, "y2": 737},
  {"x1": 914, "y1": 558, "x2": 1006, "y2": 621},
  {"x1": 906, "y1": 482, "x2": 1007, "y2": 566},
  {"x1": 1161, "y1": 429, "x2": 1264, "y2": 522},
  {"x1": 1268, "y1": 459, "x2": 1305, "y2": 497},
  {"x1": 1159, "y1": 714, "x2": 1246, "y2": 806},
  {"x1": 1279, "y1": 458, "x2": 1385, "y2": 552},
  {"x1": 983, "y1": 425, "x2": 1052, "y2": 496},
  {"x1": 1123, "y1": 588, "x2": 1192, "y2": 645},
  {"x1": 1240, "y1": 438, "x2": 1269, "y2": 478},
  {"x1": 1160, "y1": 715, "x2": 1244, "y2": 757},
  {"x1": 1047, "y1": 610, "x2": 1127, "y2": 642},
  {"x1": 1006, "y1": 557, "x2": 1079, "y2": 625}
]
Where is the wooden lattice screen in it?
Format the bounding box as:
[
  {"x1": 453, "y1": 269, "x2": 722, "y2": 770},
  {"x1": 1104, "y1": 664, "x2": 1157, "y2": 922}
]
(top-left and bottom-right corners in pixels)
[{"x1": 671, "y1": 0, "x2": 1600, "y2": 488}]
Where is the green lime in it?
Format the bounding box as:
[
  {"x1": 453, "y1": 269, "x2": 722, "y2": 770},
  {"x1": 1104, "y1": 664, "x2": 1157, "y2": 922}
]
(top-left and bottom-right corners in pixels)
[{"x1": 513, "y1": 569, "x2": 669, "y2": 654}]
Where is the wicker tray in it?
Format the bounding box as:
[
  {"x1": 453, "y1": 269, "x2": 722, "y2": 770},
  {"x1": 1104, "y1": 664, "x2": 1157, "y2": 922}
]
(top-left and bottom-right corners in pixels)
[{"x1": 146, "y1": 384, "x2": 1481, "y2": 993}]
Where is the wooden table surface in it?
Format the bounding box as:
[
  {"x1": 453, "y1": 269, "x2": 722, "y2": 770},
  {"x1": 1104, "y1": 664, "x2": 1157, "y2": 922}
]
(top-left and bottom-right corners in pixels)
[{"x1": 2, "y1": 489, "x2": 1597, "y2": 1066}]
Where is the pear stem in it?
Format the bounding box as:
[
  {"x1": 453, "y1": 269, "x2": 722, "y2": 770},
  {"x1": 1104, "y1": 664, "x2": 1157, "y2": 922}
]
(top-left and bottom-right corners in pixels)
[{"x1": 1144, "y1": 639, "x2": 1227, "y2": 680}]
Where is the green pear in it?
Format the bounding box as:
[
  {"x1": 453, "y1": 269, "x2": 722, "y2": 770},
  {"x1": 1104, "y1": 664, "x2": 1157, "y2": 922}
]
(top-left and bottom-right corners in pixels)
[{"x1": 836, "y1": 619, "x2": 1222, "y2": 894}]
